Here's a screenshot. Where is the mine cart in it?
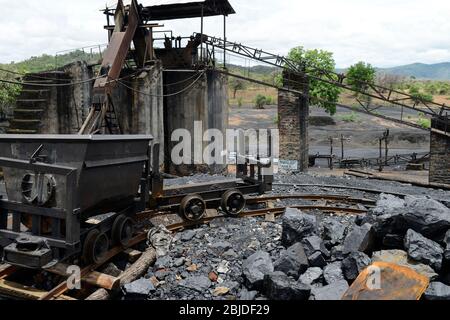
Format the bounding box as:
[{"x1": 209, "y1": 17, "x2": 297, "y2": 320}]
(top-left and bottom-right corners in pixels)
[
  {"x1": 0, "y1": 134, "x2": 153, "y2": 269},
  {"x1": 149, "y1": 144, "x2": 273, "y2": 221},
  {"x1": 0, "y1": 135, "x2": 272, "y2": 270}
]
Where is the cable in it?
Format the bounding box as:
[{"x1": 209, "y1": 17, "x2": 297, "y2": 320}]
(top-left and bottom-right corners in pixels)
[
  {"x1": 162, "y1": 71, "x2": 204, "y2": 87},
  {"x1": 0, "y1": 75, "x2": 106, "y2": 87},
  {"x1": 0, "y1": 67, "x2": 71, "y2": 82},
  {"x1": 0, "y1": 67, "x2": 146, "y2": 87},
  {"x1": 118, "y1": 71, "x2": 206, "y2": 98}
]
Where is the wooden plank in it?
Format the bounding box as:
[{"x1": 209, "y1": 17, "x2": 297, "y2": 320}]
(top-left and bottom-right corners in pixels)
[
  {"x1": 0, "y1": 279, "x2": 76, "y2": 300},
  {"x1": 40, "y1": 232, "x2": 148, "y2": 300},
  {"x1": 86, "y1": 248, "x2": 156, "y2": 300},
  {"x1": 46, "y1": 263, "x2": 120, "y2": 290},
  {"x1": 0, "y1": 265, "x2": 16, "y2": 280}
]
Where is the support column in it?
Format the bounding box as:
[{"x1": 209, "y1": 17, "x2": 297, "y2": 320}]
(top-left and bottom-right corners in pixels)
[
  {"x1": 277, "y1": 71, "x2": 309, "y2": 172},
  {"x1": 429, "y1": 116, "x2": 450, "y2": 185}
]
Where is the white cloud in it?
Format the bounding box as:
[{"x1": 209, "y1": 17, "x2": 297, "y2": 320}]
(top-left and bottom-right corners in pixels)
[{"x1": 0, "y1": 0, "x2": 449, "y2": 68}]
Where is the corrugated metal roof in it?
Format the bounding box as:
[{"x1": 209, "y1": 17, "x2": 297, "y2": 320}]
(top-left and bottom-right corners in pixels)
[{"x1": 141, "y1": 0, "x2": 235, "y2": 21}]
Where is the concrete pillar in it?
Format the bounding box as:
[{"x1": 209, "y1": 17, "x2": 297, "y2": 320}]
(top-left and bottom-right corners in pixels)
[
  {"x1": 429, "y1": 116, "x2": 450, "y2": 185},
  {"x1": 39, "y1": 71, "x2": 73, "y2": 134},
  {"x1": 277, "y1": 71, "x2": 309, "y2": 172},
  {"x1": 164, "y1": 69, "x2": 228, "y2": 176},
  {"x1": 114, "y1": 62, "x2": 165, "y2": 167}
]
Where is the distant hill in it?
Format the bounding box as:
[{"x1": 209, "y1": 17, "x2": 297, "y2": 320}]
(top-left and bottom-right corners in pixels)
[
  {"x1": 3, "y1": 50, "x2": 450, "y2": 81},
  {"x1": 380, "y1": 63, "x2": 450, "y2": 80},
  {"x1": 231, "y1": 62, "x2": 450, "y2": 81},
  {"x1": 338, "y1": 63, "x2": 450, "y2": 80},
  {"x1": 0, "y1": 50, "x2": 101, "y2": 74}
]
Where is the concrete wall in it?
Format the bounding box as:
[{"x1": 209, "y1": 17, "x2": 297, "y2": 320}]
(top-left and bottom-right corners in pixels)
[
  {"x1": 164, "y1": 69, "x2": 229, "y2": 176},
  {"x1": 277, "y1": 72, "x2": 309, "y2": 172},
  {"x1": 39, "y1": 73, "x2": 71, "y2": 134},
  {"x1": 429, "y1": 116, "x2": 450, "y2": 184},
  {"x1": 28, "y1": 60, "x2": 229, "y2": 175},
  {"x1": 39, "y1": 62, "x2": 93, "y2": 134},
  {"x1": 113, "y1": 62, "x2": 165, "y2": 166}
]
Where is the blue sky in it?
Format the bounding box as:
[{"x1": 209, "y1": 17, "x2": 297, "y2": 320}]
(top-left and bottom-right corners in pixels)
[{"x1": 1, "y1": 0, "x2": 449, "y2": 68}]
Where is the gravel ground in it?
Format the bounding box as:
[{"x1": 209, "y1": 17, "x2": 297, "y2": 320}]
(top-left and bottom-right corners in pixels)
[
  {"x1": 272, "y1": 173, "x2": 450, "y2": 203},
  {"x1": 123, "y1": 172, "x2": 450, "y2": 301}
]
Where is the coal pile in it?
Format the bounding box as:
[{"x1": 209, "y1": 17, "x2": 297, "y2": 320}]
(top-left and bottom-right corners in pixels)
[{"x1": 121, "y1": 193, "x2": 450, "y2": 301}]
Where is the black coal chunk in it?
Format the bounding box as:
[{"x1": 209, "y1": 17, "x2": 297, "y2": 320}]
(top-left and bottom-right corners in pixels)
[
  {"x1": 404, "y1": 229, "x2": 444, "y2": 271},
  {"x1": 281, "y1": 208, "x2": 317, "y2": 246},
  {"x1": 342, "y1": 223, "x2": 375, "y2": 255},
  {"x1": 264, "y1": 271, "x2": 311, "y2": 300},
  {"x1": 424, "y1": 282, "x2": 450, "y2": 300},
  {"x1": 274, "y1": 243, "x2": 309, "y2": 278},
  {"x1": 342, "y1": 252, "x2": 371, "y2": 281},
  {"x1": 242, "y1": 251, "x2": 274, "y2": 290}
]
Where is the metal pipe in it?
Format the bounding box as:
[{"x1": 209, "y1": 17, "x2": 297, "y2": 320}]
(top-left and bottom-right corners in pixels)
[
  {"x1": 200, "y1": 5, "x2": 204, "y2": 62},
  {"x1": 223, "y1": 15, "x2": 226, "y2": 69}
]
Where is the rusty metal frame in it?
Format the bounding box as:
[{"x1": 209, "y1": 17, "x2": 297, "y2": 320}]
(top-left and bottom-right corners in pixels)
[{"x1": 198, "y1": 34, "x2": 450, "y2": 123}]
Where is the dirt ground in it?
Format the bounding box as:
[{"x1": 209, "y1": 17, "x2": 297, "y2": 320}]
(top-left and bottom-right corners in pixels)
[{"x1": 229, "y1": 103, "x2": 430, "y2": 162}]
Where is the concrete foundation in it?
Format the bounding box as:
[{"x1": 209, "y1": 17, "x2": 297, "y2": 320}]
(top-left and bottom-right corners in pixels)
[
  {"x1": 277, "y1": 72, "x2": 309, "y2": 172},
  {"x1": 429, "y1": 117, "x2": 450, "y2": 184},
  {"x1": 164, "y1": 69, "x2": 228, "y2": 176}
]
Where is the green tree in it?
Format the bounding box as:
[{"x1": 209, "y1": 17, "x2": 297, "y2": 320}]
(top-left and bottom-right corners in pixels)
[
  {"x1": 229, "y1": 78, "x2": 246, "y2": 99},
  {"x1": 282, "y1": 47, "x2": 342, "y2": 115},
  {"x1": 346, "y1": 61, "x2": 376, "y2": 94}
]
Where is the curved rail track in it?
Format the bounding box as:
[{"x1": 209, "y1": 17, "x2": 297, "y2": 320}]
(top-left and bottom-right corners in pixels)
[{"x1": 0, "y1": 192, "x2": 372, "y2": 300}]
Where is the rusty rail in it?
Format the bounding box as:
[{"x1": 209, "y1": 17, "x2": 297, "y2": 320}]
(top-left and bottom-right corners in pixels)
[{"x1": 0, "y1": 194, "x2": 371, "y2": 301}]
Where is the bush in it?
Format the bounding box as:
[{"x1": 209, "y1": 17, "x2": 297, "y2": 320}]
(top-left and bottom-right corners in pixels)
[
  {"x1": 0, "y1": 69, "x2": 21, "y2": 120},
  {"x1": 417, "y1": 112, "x2": 431, "y2": 129},
  {"x1": 265, "y1": 96, "x2": 276, "y2": 105},
  {"x1": 273, "y1": 115, "x2": 279, "y2": 125},
  {"x1": 339, "y1": 112, "x2": 360, "y2": 123},
  {"x1": 237, "y1": 97, "x2": 243, "y2": 108},
  {"x1": 409, "y1": 86, "x2": 433, "y2": 103},
  {"x1": 255, "y1": 94, "x2": 268, "y2": 109}
]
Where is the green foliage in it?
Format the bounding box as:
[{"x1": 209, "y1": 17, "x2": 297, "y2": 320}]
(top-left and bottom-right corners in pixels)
[
  {"x1": 273, "y1": 115, "x2": 279, "y2": 125},
  {"x1": 1, "y1": 50, "x2": 102, "y2": 74},
  {"x1": 237, "y1": 97, "x2": 243, "y2": 108},
  {"x1": 284, "y1": 47, "x2": 341, "y2": 115},
  {"x1": 339, "y1": 111, "x2": 360, "y2": 123},
  {"x1": 417, "y1": 112, "x2": 431, "y2": 129},
  {"x1": 346, "y1": 62, "x2": 376, "y2": 93},
  {"x1": 265, "y1": 96, "x2": 275, "y2": 105},
  {"x1": 409, "y1": 86, "x2": 433, "y2": 103},
  {"x1": 255, "y1": 94, "x2": 268, "y2": 109},
  {"x1": 0, "y1": 70, "x2": 21, "y2": 120}
]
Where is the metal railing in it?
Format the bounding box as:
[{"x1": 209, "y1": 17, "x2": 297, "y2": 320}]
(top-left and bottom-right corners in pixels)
[{"x1": 54, "y1": 44, "x2": 108, "y2": 70}]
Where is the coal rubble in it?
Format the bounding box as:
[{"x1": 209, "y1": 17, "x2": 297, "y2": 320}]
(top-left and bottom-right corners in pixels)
[{"x1": 121, "y1": 189, "x2": 450, "y2": 301}]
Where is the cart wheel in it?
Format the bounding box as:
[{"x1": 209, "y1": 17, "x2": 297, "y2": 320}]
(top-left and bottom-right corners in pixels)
[
  {"x1": 82, "y1": 229, "x2": 109, "y2": 265},
  {"x1": 112, "y1": 214, "x2": 134, "y2": 247},
  {"x1": 180, "y1": 194, "x2": 206, "y2": 222},
  {"x1": 221, "y1": 190, "x2": 246, "y2": 216}
]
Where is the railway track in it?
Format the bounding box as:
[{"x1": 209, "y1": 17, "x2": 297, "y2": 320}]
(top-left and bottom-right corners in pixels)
[
  {"x1": 273, "y1": 183, "x2": 411, "y2": 198},
  {"x1": 0, "y1": 193, "x2": 370, "y2": 301}
]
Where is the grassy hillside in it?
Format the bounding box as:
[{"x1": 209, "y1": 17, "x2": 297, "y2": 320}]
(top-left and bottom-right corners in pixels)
[
  {"x1": 0, "y1": 50, "x2": 101, "y2": 74},
  {"x1": 381, "y1": 62, "x2": 450, "y2": 80}
]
